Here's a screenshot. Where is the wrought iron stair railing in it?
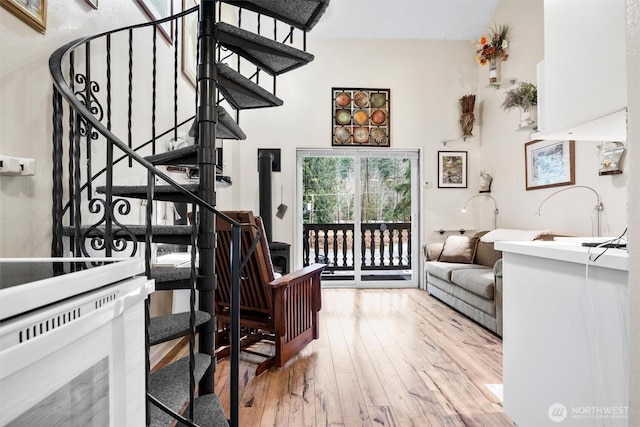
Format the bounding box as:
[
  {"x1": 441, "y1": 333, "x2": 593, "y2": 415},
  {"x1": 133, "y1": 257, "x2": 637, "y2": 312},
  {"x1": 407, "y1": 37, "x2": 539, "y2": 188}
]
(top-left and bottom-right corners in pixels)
[
  {"x1": 48, "y1": 1, "x2": 329, "y2": 425},
  {"x1": 48, "y1": 8, "x2": 244, "y2": 427}
]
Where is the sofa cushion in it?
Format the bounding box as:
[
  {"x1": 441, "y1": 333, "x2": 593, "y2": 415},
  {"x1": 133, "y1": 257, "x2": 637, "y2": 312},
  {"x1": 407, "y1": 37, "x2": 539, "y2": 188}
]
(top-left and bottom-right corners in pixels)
[
  {"x1": 425, "y1": 261, "x2": 483, "y2": 282},
  {"x1": 423, "y1": 242, "x2": 444, "y2": 261},
  {"x1": 473, "y1": 231, "x2": 502, "y2": 268},
  {"x1": 438, "y1": 235, "x2": 478, "y2": 263},
  {"x1": 450, "y1": 267, "x2": 495, "y2": 299}
]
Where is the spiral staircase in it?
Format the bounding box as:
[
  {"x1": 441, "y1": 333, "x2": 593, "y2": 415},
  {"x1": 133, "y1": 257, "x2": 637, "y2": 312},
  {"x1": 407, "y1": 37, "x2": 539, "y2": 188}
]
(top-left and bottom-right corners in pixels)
[{"x1": 48, "y1": 1, "x2": 330, "y2": 426}]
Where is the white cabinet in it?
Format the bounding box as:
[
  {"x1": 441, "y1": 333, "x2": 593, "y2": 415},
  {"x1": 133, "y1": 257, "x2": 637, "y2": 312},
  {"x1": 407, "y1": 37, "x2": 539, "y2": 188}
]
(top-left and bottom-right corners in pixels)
[
  {"x1": 497, "y1": 241, "x2": 628, "y2": 426},
  {"x1": 538, "y1": 0, "x2": 626, "y2": 140},
  {"x1": 0, "y1": 258, "x2": 154, "y2": 427}
]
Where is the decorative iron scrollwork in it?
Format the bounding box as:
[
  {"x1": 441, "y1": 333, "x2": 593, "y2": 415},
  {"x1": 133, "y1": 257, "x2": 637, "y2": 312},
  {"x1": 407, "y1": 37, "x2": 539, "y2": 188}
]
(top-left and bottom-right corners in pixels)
[
  {"x1": 78, "y1": 197, "x2": 138, "y2": 257},
  {"x1": 74, "y1": 73, "x2": 103, "y2": 140}
]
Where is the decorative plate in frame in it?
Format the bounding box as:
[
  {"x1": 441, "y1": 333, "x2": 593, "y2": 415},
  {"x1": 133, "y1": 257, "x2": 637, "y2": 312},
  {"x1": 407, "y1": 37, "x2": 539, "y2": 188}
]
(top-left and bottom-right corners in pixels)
[{"x1": 332, "y1": 87, "x2": 390, "y2": 147}]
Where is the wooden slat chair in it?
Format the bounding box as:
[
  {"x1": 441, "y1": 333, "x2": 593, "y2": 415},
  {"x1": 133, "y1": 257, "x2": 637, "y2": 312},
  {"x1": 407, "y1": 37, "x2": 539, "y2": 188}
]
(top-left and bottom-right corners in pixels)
[{"x1": 215, "y1": 211, "x2": 326, "y2": 375}]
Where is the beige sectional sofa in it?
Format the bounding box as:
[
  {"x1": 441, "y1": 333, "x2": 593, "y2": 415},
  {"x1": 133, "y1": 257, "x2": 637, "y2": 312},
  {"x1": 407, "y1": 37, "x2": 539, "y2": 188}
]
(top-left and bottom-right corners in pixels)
[
  {"x1": 424, "y1": 231, "x2": 504, "y2": 336},
  {"x1": 424, "y1": 229, "x2": 555, "y2": 337}
]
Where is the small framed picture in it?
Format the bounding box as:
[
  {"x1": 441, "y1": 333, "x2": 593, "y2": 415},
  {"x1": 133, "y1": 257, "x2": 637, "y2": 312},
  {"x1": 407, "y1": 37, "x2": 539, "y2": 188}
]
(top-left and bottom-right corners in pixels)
[
  {"x1": 1, "y1": 0, "x2": 47, "y2": 33},
  {"x1": 438, "y1": 151, "x2": 467, "y2": 188},
  {"x1": 181, "y1": 0, "x2": 199, "y2": 87},
  {"x1": 525, "y1": 139, "x2": 575, "y2": 190},
  {"x1": 137, "y1": 0, "x2": 173, "y2": 44}
]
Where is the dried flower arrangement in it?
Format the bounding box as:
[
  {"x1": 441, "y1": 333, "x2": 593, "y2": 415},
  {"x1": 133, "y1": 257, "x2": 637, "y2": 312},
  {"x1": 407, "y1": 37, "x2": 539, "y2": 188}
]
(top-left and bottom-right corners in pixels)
[
  {"x1": 476, "y1": 24, "x2": 510, "y2": 65},
  {"x1": 460, "y1": 94, "x2": 476, "y2": 136},
  {"x1": 460, "y1": 94, "x2": 476, "y2": 113}
]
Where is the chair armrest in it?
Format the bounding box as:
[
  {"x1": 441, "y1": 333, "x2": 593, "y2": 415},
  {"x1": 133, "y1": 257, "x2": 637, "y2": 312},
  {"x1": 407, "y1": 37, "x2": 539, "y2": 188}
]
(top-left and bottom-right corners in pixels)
[
  {"x1": 268, "y1": 263, "x2": 326, "y2": 288},
  {"x1": 493, "y1": 258, "x2": 503, "y2": 277},
  {"x1": 494, "y1": 259, "x2": 503, "y2": 337},
  {"x1": 423, "y1": 242, "x2": 445, "y2": 261},
  {"x1": 269, "y1": 263, "x2": 326, "y2": 312}
]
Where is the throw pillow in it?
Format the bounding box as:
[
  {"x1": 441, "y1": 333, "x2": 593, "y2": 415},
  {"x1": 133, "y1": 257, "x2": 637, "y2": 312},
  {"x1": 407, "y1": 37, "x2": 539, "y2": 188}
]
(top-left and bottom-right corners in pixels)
[{"x1": 438, "y1": 235, "x2": 479, "y2": 263}]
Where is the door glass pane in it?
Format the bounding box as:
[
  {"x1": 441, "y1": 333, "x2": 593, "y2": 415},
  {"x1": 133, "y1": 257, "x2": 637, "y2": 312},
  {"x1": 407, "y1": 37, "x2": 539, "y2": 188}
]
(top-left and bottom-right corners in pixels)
[
  {"x1": 302, "y1": 157, "x2": 355, "y2": 281},
  {"x1": 300, "y1": 150, "x2": 417, "y2": 287},
  {"x1": 360, "y1": 157, "x2": 412, "y2": 281}
]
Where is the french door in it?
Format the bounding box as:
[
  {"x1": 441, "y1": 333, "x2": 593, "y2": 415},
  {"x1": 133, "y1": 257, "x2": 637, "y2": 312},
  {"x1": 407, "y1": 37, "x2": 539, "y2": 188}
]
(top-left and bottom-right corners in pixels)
[{"x1": 296, "y1": 149, "x2": 419, "y2": 287}]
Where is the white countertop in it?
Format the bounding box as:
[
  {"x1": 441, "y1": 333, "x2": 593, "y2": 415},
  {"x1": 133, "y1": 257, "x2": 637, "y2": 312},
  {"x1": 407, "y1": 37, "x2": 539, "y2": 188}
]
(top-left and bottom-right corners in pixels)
[
  {"x1": 495, "y1": 239, "x2": 628, "y2": 271},
  {"x1": 0, "y1": 257, "x2": 145, "y2": 320}
]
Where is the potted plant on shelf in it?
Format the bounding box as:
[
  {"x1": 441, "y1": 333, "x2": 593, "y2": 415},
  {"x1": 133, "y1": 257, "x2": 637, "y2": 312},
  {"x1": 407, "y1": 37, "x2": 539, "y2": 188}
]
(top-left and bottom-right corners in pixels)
[{"x1": 501, "y1": 81, "x2": 537, "y2": 128}]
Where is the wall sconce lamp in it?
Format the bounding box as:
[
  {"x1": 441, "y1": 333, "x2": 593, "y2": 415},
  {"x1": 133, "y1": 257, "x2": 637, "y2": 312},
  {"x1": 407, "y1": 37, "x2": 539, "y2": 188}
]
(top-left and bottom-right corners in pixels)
[
  {"x1": 462, "y1": 194, "x2": 499, "y2": 230},
  {"x1": 534, "y1": 185, "x2": 604, "y2": 236}
]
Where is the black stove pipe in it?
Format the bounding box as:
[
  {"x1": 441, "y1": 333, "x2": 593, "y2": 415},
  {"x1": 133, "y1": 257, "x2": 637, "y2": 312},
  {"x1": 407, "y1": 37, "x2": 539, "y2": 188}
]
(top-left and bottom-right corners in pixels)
[{"x1": 258, "y1": 150, "x2": 273, "y2": 243}]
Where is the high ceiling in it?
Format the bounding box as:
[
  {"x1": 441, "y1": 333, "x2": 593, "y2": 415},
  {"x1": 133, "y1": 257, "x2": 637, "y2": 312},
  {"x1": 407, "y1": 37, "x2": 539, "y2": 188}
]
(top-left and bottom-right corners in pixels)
[{"x1": 310, "y1": 0, "x2": 500, "y2": 41}]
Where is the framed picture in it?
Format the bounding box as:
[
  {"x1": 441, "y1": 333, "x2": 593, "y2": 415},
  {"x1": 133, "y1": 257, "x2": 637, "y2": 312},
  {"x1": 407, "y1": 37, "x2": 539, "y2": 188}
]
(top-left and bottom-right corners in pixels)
[
  {"x1": 137, "y1": 0, "x2": 173, "y2": 44},
  {"x1": 332, "y1": 88, "x2": 391, "y2": 147},
  {"x1": 84, "y1": 0, "x2": 98, "y2": 9},
  {"x1": 0, "y1": 0, "x2": 47, "y2": 33},
  {"x1": 182, "y1": 0, "x2": 199, "y2": 87},
  {"x1": 438, "y1": 151, "x2": 467, "y2": 188},
  {"x1": 525, "y1": 139, "x2": 575, "y2": 190}
]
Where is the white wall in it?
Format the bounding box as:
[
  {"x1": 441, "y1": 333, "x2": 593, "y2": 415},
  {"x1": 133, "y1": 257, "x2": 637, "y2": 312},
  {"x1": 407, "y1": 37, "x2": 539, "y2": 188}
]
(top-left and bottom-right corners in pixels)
[
  {"x1": 223, "y1": 0, "x2": 627, "y2": 262},
  {"x1": 0, "y1": 0, "x2": 163, "y2": 257},
  {"x1": 479, "y1": 0, "x2": 627, "y2": 238},
  {"x1": 3, "y1": 0, "x2": 626, "y2": 257},
  {"x1": 625, "y1": 0, "x2": 639, "y2": 422},
  {"x1": 0, "y1": 0, "x2": 202, "y2": 257},
  {"x1": 543, "y1": 0, "x2": 627, "y2": 133},
  {"x1": 220, "y1": 36, "x2": 481, "y2": 267}
]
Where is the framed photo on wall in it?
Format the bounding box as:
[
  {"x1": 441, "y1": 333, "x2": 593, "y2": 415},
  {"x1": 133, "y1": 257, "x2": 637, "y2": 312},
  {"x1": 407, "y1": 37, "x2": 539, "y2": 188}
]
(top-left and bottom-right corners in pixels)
[
  {"x1": 137, "y1": 0, "x2": 173, "y2": 43},
  {"x1": 525, "y1": 139, "x2": 575, "y2": 190},
  {"x1": 438, "y1": 151, "x2": 467, "y2": 188},
  {"x1": 182, "y1": 0, "x2": 199, "y2": 87},
  {"x1": 1, "y1": 0, "x2": 47, "y2": 33}
]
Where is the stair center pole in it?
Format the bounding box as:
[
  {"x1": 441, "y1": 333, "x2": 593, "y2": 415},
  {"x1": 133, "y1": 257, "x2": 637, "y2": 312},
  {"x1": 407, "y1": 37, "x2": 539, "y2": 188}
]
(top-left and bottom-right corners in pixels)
[{"x1": 197, "y1": 0, "x2": 218, "y2": 397}]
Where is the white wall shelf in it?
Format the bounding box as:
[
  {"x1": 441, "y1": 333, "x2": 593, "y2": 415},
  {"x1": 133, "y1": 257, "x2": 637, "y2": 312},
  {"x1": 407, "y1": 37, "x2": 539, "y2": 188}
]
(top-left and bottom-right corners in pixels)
[
  {"x1": 435, "y1": 229, "x2": 468, "y2": 235},
  {"x1": 516, "y1": 123, "x2": 538, "y2": 132},
  {"x1": 441, "y1": 136, "x2": 474, "y2": 146},
  {"x1": 487, "y1": 77, "x2": 517, "y2": 89}
]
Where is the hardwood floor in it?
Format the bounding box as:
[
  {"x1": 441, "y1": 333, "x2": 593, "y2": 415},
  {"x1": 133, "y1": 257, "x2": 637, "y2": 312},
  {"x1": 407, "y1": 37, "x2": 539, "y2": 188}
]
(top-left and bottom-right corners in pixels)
[{"x1": 159, "y1": 288, "x2": 512, "y2": 426}]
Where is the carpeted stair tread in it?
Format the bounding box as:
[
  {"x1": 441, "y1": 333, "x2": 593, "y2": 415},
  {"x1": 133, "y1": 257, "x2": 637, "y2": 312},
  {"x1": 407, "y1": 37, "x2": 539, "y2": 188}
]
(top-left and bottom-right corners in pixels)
[
  {"x1": 217, "y1": 63, "x2": 283, "y2": 110},
  {"x1": 220, "y1": 0, "x2": 330, "y2": 31},
  {"x1": 96, "y1": 179, "x2": 232, "y2": 203},
  {"x1": 150, "y1": 266, "x2": 194, "y2": 290},
  {"x1": 97, "y1": 183, "x2": 198, "y2": 201},
  {"x1": 177, "y1": 393, "x2": 229, "y2": 427},
  {"x1": 216, "y1": 22, "x2": 314, "y2": 76},
  {"x1": 96, "y1": 182, "x2": 230, "y2": 203},
  {"x1": 149, "y1": 353, "x2": 211, "y2": 427},
  {"x1": 62, "y1": 224, "x2": 193, "y2": 245},
  {"x1": 145, "y1": 146, "x2": 226, "y2": 170},
  {"x1": 145, "y1": 145, "x2": 199, "y2": 166},
  {"x1": 217, "y1": 106, "x2": 247, "y2": 140},
  {"x1": 149, "y1": 311, "x2": 211, "y2": 345},
  {"x1": 187, "y1": 107, "x2": 247, "y2": 140}
]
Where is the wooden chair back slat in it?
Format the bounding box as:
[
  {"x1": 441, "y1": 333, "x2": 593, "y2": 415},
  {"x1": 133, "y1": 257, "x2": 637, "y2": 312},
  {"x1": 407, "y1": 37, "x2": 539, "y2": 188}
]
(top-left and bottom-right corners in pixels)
[{"x1": 215, "y1": 211, "x2": 273, "y2": 315}]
